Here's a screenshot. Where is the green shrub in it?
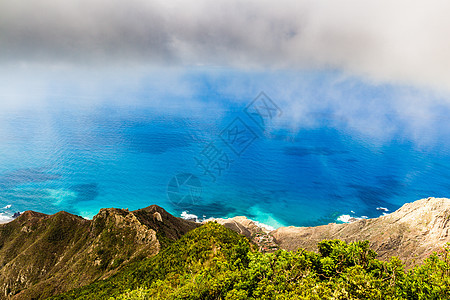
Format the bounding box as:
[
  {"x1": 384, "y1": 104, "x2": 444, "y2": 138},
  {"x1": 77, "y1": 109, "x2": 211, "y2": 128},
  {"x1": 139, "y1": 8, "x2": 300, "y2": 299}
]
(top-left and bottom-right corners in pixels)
[{"x1": 51, "y1": 225, "x2": 450, "y2": 300}]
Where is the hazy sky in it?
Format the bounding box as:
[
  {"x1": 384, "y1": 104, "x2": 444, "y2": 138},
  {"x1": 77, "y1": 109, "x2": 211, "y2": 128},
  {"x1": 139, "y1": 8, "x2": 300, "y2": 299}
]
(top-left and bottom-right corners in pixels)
[
  {"x1": 0, "y1": 0, "x2": 449, "y2": 146},
  {"x1": 1, "y1": 0, "x2": 450, "y2": 89}
]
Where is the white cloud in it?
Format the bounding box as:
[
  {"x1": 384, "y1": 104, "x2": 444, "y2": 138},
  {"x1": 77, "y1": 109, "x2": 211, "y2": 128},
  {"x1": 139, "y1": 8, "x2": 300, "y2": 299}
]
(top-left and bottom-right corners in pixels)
[
  {"x1": 1, "y1": 0, "x2": 450, "y2": 89},
  {"x1": 1, "y1": 0, "x2": 450, "y2": 147}
]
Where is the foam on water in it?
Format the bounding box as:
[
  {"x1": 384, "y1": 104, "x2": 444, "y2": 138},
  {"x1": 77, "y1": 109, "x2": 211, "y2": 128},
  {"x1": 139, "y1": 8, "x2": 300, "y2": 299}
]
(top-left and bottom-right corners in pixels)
[
  {"x1": 181, "y1": 211, "x2": 200, "y2": 222},
  {"x1": 253, "y1": 221, "x2": 276, "y2": 232},
  {"x1": 337, "y1": 214, "x2": 369, "y2": 223},
  {"x1": 0, "y1": 213, "x2": 12, "y2": 224}
]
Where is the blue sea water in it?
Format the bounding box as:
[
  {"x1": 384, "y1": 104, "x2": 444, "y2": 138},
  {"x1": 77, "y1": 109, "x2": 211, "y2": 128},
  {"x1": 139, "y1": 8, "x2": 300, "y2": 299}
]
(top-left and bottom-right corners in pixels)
[{"x1": 1, "y1": 72, "x2": 450, "y2": 228}]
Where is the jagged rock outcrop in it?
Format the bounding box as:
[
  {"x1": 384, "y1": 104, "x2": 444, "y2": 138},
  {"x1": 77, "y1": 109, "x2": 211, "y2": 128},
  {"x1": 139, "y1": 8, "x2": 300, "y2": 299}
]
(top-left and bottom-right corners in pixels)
[
  {"x1": 271, "y1": 197, "x2": 450, "y2": 267},
  {"x1": 133, "y1": 205, "x2": 199, "y2": 241},
  {"x1": 0, "y1": 205, "x2": 198, "y2": 299}
]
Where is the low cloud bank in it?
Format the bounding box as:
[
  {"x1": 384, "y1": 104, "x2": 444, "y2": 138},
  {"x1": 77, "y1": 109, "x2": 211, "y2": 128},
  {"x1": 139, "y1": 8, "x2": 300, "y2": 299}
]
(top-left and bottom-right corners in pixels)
[{"x1": 1, "y1": 0, "x2": 450, "y2": 89}]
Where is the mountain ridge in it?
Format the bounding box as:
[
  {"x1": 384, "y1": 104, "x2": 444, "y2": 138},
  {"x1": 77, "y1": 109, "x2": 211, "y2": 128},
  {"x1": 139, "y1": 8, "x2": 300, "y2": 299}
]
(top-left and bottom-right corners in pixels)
[
  {"x1": 0, "y1": 205, "x2": 198, "y2": 299},
  {"x1": 1, "y1": 197, "x2": 450, "y2": 298}
]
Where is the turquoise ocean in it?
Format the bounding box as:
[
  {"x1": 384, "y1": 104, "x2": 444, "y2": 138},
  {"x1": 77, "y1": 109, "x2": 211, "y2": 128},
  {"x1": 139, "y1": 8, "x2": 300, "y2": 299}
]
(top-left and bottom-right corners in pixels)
[{"x1": 1, "y1": 71, "x2": 449, "y2": 228}]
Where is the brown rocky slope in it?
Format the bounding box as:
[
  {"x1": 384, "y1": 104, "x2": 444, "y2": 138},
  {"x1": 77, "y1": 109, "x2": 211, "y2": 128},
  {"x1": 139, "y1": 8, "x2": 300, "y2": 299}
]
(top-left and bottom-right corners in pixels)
[{"x1": 217, "y1": 197, "x2": 450, "y2": 268}]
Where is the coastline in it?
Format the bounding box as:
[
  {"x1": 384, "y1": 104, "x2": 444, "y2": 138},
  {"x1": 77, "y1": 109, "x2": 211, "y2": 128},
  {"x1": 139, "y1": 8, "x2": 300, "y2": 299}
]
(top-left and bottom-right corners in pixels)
[
  {"x1": 180, "y1": 211, "x2": 276, "y2": 232},
  {"x1": 179, "y1": 207, "x2": 393, "y2": 232},
  {"x1": 2, "y1": 197, "x2": 449, "y2": 262},
  {"x1": 0, "y1": 206, "x2": 392, "y2": 228}
]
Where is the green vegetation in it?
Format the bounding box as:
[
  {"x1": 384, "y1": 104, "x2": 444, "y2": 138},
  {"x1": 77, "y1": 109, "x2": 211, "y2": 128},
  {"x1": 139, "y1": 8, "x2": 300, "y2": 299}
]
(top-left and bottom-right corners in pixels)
[{"x1": 52, "y1": 222, "x2": 450, "y2": 300}]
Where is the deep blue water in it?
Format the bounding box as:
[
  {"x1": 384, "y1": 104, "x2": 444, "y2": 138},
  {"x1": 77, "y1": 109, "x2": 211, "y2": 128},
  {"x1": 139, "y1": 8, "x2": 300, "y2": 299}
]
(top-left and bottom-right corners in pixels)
[{"x1": 1, "y1": 75, "x2": 450, "y2": 228}]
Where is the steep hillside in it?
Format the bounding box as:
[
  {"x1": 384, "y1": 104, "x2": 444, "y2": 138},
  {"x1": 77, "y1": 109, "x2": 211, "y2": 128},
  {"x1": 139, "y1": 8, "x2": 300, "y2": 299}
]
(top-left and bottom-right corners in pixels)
[{"x1": 0, "y1": 206, "x2": 198, "y2": 299}]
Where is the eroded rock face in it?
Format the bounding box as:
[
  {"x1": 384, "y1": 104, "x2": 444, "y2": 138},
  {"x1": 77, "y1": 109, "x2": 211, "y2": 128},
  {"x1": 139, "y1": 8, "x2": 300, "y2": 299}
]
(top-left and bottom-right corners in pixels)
[
  {"x1": 271, "y1": 197, "x2": 450, "y2": 267},
  {"x1": 153, "y1": 212, "x2": 163, "y2": 222},
  {"x1": 0, "y1": 205, "x2": 198, "y2": 299}
]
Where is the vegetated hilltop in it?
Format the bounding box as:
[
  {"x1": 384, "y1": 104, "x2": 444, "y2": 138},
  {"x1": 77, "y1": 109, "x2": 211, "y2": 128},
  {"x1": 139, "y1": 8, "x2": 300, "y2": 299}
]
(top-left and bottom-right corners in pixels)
[{"x1": 0, "y1": 205, "x2": 198, "y2": 299}]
